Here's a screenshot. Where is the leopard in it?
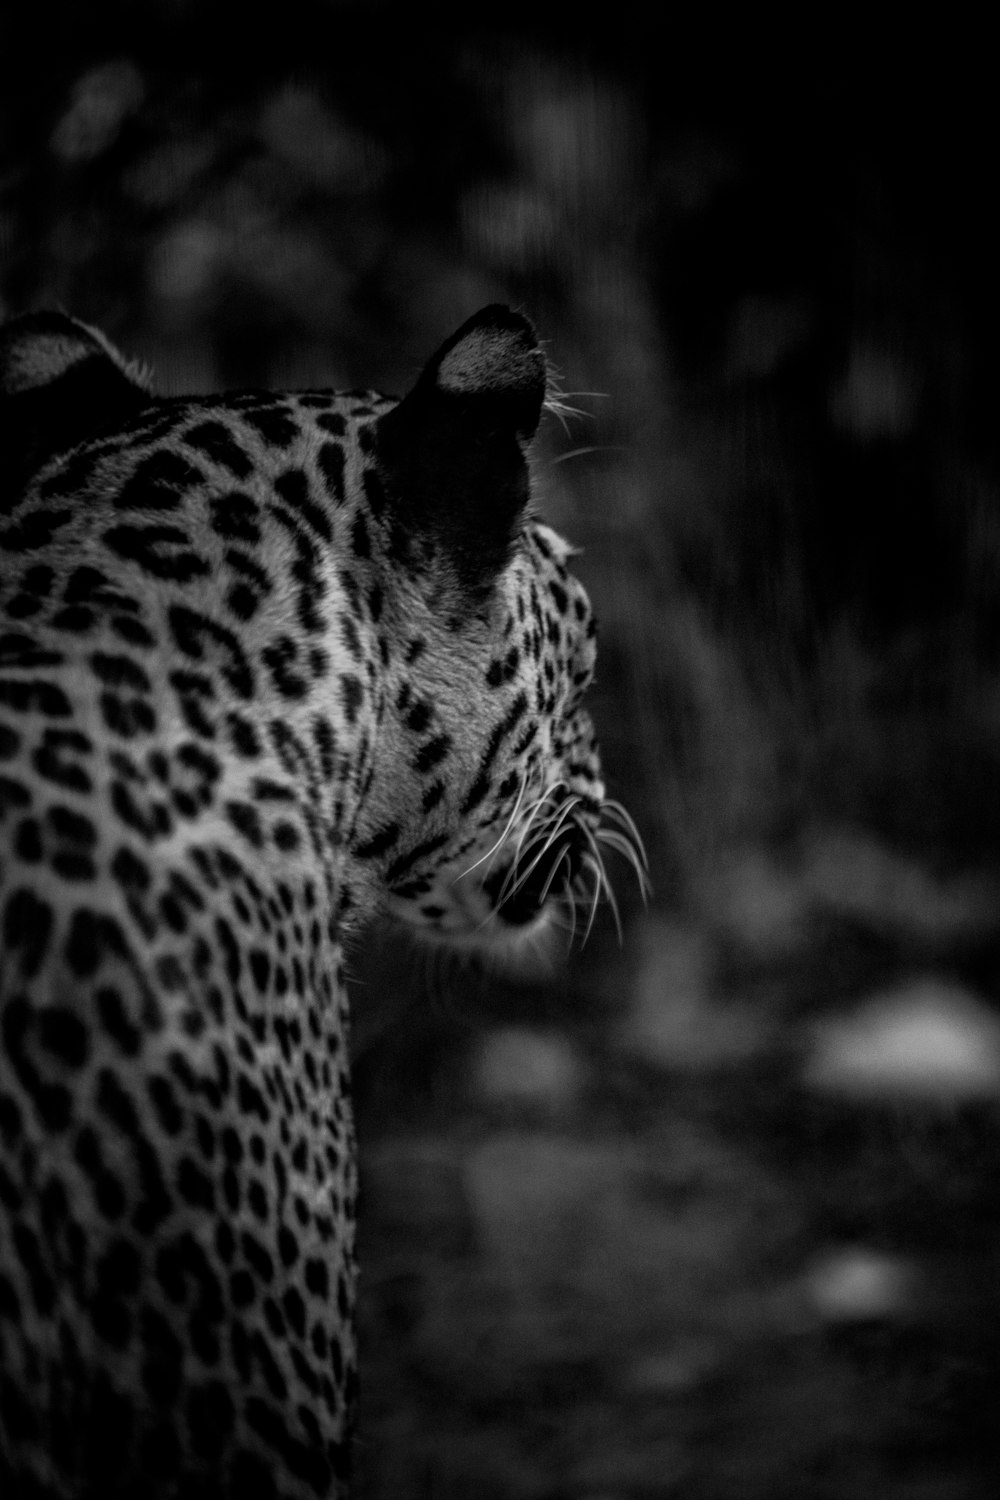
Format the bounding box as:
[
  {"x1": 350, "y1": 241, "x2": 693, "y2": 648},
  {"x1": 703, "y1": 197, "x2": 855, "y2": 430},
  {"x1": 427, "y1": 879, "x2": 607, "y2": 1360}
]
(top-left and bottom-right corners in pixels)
[{"x1": 0, "y1": 303, "x2": 642, "y2": 1498}]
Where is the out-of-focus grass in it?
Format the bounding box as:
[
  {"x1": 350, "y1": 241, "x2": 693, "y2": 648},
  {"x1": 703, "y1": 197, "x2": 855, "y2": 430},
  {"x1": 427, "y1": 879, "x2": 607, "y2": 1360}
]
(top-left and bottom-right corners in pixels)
[{"x1": 353, "y1": 347, "x2": 1000, "y2": 1498}]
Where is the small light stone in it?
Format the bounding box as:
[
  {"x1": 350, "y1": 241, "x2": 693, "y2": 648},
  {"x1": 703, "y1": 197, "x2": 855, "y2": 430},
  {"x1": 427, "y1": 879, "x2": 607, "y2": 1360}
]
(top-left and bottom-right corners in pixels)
[
  {"x1": 804, "y1": 979, "x2": 1000, "y2": 1101},
  {"x1": 471, "y1": 1026, "x2": 585, "y2": 1113}
]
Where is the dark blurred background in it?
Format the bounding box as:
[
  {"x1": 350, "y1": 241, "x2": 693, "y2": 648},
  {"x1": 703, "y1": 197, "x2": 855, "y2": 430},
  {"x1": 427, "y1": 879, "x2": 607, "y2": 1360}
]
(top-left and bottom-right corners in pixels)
[{"x1": 4, "y1": 8, "x2": 999, "y2": 1497}]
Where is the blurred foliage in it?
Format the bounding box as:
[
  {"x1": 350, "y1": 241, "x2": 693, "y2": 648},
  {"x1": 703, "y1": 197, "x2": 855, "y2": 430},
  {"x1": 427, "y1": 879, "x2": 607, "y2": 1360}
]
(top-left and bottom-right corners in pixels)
[{"x1": 4, "y1": 10, "x2": 998, "y2": 892}]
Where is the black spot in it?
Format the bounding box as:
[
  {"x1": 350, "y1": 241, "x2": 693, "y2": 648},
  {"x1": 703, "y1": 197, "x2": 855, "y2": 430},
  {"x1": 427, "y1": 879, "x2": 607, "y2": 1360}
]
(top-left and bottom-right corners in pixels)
[
  {"x1": 3, "y1": 888, "x2": 54, "y2": 979},
  {"x1": 0, "y1": 632, "x2": 57, "y2": 666},
  {"x1": 111, "y1": 778, "x2": 155, "y2": 840},
  {"x1": 316, "y1": 443, "x2": 345, "y2": 505},
  {"x1": 158, "y1": 892, "x2": 188, "y2": 934},
  {"x1": 147, "y1": 1073, "x2": 184, "y2": 1135},
  {"x1": 48, "y1": 804, "x2": 96, "y2": 845},
  {"x1": 413, "y1": 733, "x2": 451, "y2": 775},
  {"x1": 96, "y1": 1068, "x2": 140, "y2": 1137},
  {"x1": 37, "y1": 1006, "x2": 89, "y2": 1069},
  {"x1": 226, "y1": 800, "x2": 264, "y2": 848},
  {"x1": 14, "y1": 1222, "x2": 56, "y2": 1314},
  {"x1": 90, "y1": 653, "x2": 151, "y2": 692},
  {"x1": 115, "y1": 449, "x2": 204, "y2": 511},
  {"x1": 244, "y1": 1395, "x2": 329, "y2": 1491},
  {"x1": 460, "y1": 691, "x2": 529, "y2": 816},
  {"x1": 51, "y1": 850, "x2": 97, "y2": 880},
  {"x1": 236, "y1": 1074, "x2": 270, "y2": 1124},
  {"x1": 101, "y1": 691, "x2": 157, "y2": 739},
  {"x1": 0, "y1": 723, "x2": 21, "y2": 759},
  {"x1": 274, "y1": 467, "x2": 333, "y2": 542},
  {"x1": 263, "y1": 637, "x2": 310, "y2": 700},
  {"x1": 273, "y1": 821, "x2": 300, "y2": 852},
  {"x1": 405, "y1": 700, "x2": 432, "y2": 734},
  {"x1": 276, "y1": 1223, "x2": 299, "y2": 1269},
  {"x1": 240, "y1": 1229, "x2": 274, "y2": 1283},
  {"x1": 0, "y1": 678, "x2": 71, "y2": 717},
  {"x1": 210, "y1": 492, "x2": 260, "y2": 544},
  {"x1": 249, "y1": 950, "x2": 271, "y2": 993},
  {"x1": 111, "y1": 845, "x2": 151, "y2": 892},
  {"x1": 227, "y1": 713, "x2": 261, "y2": 758},
  {"x1": 33, "y1": 728, "x2": 92, "y2": 793},
  {"x1": 177, "y1": 1156, "x2": 215, "y2": 1211},
  {"x1": 355, "y1": 821, "x2": 400, "y2": 860},
  {"x1": 37, "y1": 446, "x2": 102, "y2": 500},
  {"x1": 242, "y1": 406, "x2": 298, "y2": 448},
  {"x1": 130, "y1": 1144, "x2": 173, "y2": 1236},
  {"x1": 112, "y1": 613, "x2": 155, "y2": 648},
  {"x1": 168, "y1": 668, "x2": 216, "y2": 732},
  {"x1": 304, "y1": 1257, "x2": 329, "y2": 1299},
  {"x1": 225, "y1": 546, "x2": 272, "y2": 593},
  {"x1": 285, "y1": 1292, "x2": 309, "y2": 1348},
  {"x1": 4, "y1": 594, "x2": 41, "y2": 620},
  {"x1": 169, "y1": 605, "x2": 254, "y2": 698},
  {"x1": 64, "y1": 907, "x2": 127, "y2": 979},
  {"x1": 340, "y1": 614, "x2": 362, "y2": 662},
  {"x1": 14, "y1": 816, "x2": 42, "y2": 861},
  {"x1": 312, "y1": 715, "x2": 335, "y2": 779},
  {"x1": 226, "y1": 583, "x2": 259, "y2": 621},
  {"x1": 314, "y1": 410, "x2": 345, "y2": 434},
  {"x1": 421, "y1": 780, "x2": 445, "y2": 814},
  {"x1": 64, "y1": 565, "x2": 114, "y2": 605},
  {"x1": 350, "y1": 511, "x2": 370, "y2": 558},
  {"x1": 104, "y1": 523, "x2": 209, "y2": 583},
  {"x1": 50, "y1": 605, "x2": 95, "y2": 634},
  {"x1": 96, "y1": 984, "x2": 143, "y2": 1057},
  {"x1": 0, "y1": 774, "x2": 30, "y2": 821},
  {"x1": 6, "y1": 999, "x2": 71, "y2": 1133},
  {"x1": 339, "y1": 674, "x2": 363, "y2": 725},
  {"x1": 461, "y1": 773, "x2": 492, "y2": 816},
  {"x1": 177, "y1": 740, "x2": 220, "y2": 784},
  {"x1": 0, "y1": 507, "x2": 72, "y2": 552},
  {"x1": 183, "y1": 421, "x2": 253, "y2": 479},
  {"x1": 385, "y1": 833, "x2": 449, "y2": 884}
]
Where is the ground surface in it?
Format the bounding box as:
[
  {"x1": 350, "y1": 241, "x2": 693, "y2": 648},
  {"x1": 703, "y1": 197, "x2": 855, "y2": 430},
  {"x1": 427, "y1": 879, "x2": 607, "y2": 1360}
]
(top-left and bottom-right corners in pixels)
[{"x1": 351, "y1": 828, "x2": 1000, "y2": 1500}]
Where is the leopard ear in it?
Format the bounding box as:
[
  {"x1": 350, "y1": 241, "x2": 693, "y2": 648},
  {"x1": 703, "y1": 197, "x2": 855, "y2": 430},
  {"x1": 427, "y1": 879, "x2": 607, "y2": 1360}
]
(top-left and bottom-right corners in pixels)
[
  {"x1": 0, "y1": 311, "x2": 150, "y2": 498},
  {"x1": 374, "y1": 305, "x2": 547, "y2": 594}
]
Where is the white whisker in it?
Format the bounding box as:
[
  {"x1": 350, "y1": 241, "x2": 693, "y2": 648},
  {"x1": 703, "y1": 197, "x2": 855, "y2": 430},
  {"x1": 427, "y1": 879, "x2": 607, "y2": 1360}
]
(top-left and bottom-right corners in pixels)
[
  {"x1": 578, "y1": 854, "x2": 603, "y2": 946},
  {"x1": 595, "y1": 828, "x2": 651, "y2": 889},
  {"x1": 600, "y1": 800, "x2": 650, "y2": 870},
  {"x1": 456, "y1": 772, "x2": 529, "y2": 882},
  {"x1": 538, "y1": 848, "x2": 571, "y2": 906}
]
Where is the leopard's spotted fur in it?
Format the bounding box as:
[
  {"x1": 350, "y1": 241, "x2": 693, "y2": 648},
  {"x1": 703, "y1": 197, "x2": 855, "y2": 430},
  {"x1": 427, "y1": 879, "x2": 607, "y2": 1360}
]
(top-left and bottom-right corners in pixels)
[{"x1": 0, "y1": 306, "x2": 635, "y2": 1498}]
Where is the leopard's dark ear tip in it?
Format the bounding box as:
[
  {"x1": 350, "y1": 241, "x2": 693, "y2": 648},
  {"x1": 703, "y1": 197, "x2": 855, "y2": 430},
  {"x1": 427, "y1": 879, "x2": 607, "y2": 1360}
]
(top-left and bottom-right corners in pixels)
[
  {"x1": 0, "y1": 310, "x2": 150, "y2": 397},
  {"x1": 372, "y1": 306, "x2": 549, "y2": 597},
  {"x1": 420, "y1": 305, "x2": 546, "y2": 441},
  {"x1": 0, "y1": 311, "x2": 152, "y2": 495}
]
